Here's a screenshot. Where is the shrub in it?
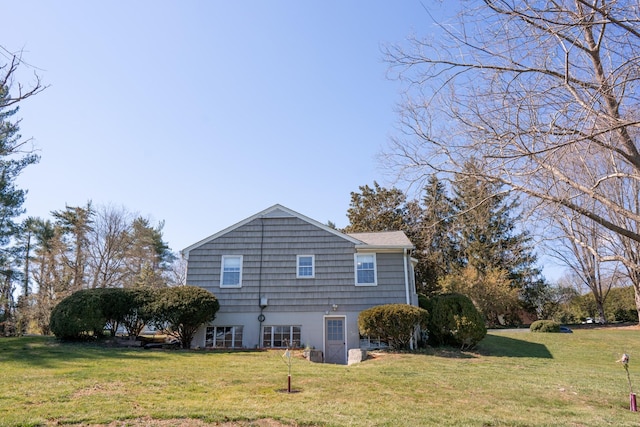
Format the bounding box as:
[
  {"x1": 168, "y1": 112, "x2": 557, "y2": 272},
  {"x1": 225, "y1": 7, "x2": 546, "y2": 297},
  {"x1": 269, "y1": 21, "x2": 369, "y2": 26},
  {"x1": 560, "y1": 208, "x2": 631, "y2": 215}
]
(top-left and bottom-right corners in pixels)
[
  {"x1": 97, "y1": 287, "x2": 156, "y2": 338},
  {"x1": 120, "y1": 287, "x2": 157, "y2": 338},
  {"x1": 358, "y1": 303, "x2": 428, "y2": 350},
  {"x1": 530, "y1": 320, "x2": 560, "y2": 333},
  {"x1": 605, "y1": 286, "x2": 637, "y2": 322},
  {"x1": 426, "y1": 293, "x2": 486, "y2": 350},
  {"x1": 96, "y1": 288, "x2": 130, "y2": 337},
  {"x1": 150, "y1": 286, "x2": 219, "y2": 349},
  {"x1": 50, "y1": 289, "x2": 107, "y2": 340}
]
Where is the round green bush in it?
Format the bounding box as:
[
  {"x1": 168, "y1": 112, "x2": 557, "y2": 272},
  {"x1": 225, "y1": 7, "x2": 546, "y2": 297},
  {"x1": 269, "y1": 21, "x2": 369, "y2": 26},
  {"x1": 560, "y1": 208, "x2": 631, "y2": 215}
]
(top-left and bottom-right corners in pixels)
[
  {"x1": 530, "y1": 320, "x2": 560, "y2": 333},
  {"x1": 426, "y1": 293, "x2": 486, "y2": 350},
  {"x1": 358, "y1": 303, "x2": 428, "y2": 350},
  {"x1": 150, "y1": 286, "x2": 220, "y2": 349},
  {"x1": 50, "y1": 289, "x2": 107, "y2": 340},
  {"x1": 97, "y1": 287, "x2": 156, "y2": 338}
]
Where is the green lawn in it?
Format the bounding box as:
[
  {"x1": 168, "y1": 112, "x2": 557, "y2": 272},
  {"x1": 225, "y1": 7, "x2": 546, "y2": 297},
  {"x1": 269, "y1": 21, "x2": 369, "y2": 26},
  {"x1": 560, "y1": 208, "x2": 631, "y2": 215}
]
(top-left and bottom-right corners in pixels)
[{"x1": 1, "y1": 328, "x2": 640, "y2": 426}]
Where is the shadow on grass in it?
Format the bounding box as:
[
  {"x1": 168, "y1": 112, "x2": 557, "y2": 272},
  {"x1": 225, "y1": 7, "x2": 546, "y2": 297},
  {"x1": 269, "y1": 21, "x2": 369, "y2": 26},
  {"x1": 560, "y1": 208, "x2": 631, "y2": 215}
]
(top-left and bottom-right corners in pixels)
[
  {"x1": 0, "y1": 335, "x2": 205, "y2": 367},
  {"x1": 476, "y1": 334, "x2": 553, "y2": 358},
  {"x1": 412, "y1": 333, "x2": 551, "y2": 359}
]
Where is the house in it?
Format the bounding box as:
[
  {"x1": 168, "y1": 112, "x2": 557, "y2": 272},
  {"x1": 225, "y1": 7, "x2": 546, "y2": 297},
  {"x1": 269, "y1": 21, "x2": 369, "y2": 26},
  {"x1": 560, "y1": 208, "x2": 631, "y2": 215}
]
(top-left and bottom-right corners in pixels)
[{"x1": 182, "y1": 204, "x2": 418, "y2": 364}]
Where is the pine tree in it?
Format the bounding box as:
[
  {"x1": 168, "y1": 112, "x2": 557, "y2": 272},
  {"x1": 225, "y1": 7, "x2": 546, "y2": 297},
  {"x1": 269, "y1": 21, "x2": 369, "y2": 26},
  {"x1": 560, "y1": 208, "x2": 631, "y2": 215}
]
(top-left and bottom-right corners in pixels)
[
  {"x1": 446, "y1": 160, "x2": 544, "y2": 324},
  {"x1": 125, "y1": 217, "x2": 173, "y2": 288},
  {"x1": 344, "y1": 182, "x2": 406, "y2": 232},
  {"x1": 0, "y1": 83, "x2": 39, "y2": 257},
  {"x1": 415, "y1": 176, "x2": 456, "y2": 296},
  {"x1": 0, "y1": 58, "x2": 43, "y2": 334},
  {"x1": 52, "y1": 203, "x2": 95, "y2": 293}
]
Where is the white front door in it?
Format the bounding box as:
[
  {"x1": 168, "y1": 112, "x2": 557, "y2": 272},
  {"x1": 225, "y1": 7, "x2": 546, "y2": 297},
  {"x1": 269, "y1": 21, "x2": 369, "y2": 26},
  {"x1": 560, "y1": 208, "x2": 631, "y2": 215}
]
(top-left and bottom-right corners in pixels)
[{"x1": 324, "y1": 317, "x2": 346, "y2": 364}]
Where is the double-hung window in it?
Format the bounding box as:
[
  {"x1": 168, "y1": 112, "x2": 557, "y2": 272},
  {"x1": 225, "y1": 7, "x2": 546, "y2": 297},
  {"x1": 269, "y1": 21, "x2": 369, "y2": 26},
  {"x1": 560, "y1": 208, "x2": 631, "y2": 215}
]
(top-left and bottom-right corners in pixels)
[
  {"x1": 296, "y1": 255, "x2": 315, "y2": 278},
  {"x1": 221, "y1": 255, "x2": 243, "y2": 287},
  {"x1": 355, "y1": 253, "x2": 377, "y2": 286}
]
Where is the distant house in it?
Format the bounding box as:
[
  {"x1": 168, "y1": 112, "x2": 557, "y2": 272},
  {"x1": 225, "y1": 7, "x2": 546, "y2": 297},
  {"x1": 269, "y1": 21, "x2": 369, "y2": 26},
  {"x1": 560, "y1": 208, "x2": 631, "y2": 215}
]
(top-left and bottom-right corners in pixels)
[{"x1": 182, "y1": 204, "x2": 418, "y2": 364}]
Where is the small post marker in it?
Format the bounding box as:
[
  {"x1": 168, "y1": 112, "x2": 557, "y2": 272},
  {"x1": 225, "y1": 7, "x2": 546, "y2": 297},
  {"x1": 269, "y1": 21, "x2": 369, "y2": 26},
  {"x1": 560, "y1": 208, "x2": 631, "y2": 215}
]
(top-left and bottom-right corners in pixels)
[
  {"x1": 618, "y1": 353, "x2": 637, "y2": 412},
  {"x1": 281, "y1": 342, "x2": 294, "y2": 393},
  {"x1": 284, "y1": 348, "x2": 292, "y2": 393}
]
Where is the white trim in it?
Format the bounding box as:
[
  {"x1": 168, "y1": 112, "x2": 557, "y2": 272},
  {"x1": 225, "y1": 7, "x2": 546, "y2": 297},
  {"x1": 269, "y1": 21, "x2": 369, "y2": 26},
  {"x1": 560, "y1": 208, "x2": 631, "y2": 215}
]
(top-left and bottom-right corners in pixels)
[
  {"x1": 261, "y1": 325, "x2": 302, "y2": 348},
  {"x1": 296, "y1": 254, "x2": 315, "y2": 278},
  {"x1": 323, "y1": 314, "x2": 347, "y2": 364},
  {"x1": 354, "y1": 253, "x2": 377, "y2": 286},
  {"x1": 204, "y1": 325, "x2": 244, "y2": 348},
  {"x1": 354, "y1": 246, "x2": 408, "y2": 253},
  {"x1": 220, "y1": 255, "x2": 243, "y2": 288}
]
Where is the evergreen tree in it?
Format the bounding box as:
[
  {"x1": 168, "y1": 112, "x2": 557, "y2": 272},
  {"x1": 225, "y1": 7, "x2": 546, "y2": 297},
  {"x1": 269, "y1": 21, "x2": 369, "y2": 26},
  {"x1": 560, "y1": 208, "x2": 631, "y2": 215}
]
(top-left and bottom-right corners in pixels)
[
  {"x1": 344, "y1": 182, "x2": 406, "y2": 232},
  {"x1": 344, "y1": 179, "x2": 455, "y2": 296},
  {"x1": 51, "y1": 203, "x2": 94, "y2": 293},
  {"x1": 450, "y1": 161, "x2": 537, "y2": 282},
  {"x1": 415, "y1": 176, "x2": 456, "y2": 296},
  {"x1": 125, "y1": 217, "x2": 173, "y2": 288},
  {"x1": 0, "y1": 75, "x2": 39, "y2": 264},
  {"x1": 0, "y1": 58, "x2": 43, "y2": 334},
  {"x1": 30, "y1": 218, "x2": 68, "y2": 334},
  {"x1": 0, "y1": 59, "x2": 41, "y2": 244},
  {"x1": 447, "y1": 160, "x2": 545, "y2": 324}
]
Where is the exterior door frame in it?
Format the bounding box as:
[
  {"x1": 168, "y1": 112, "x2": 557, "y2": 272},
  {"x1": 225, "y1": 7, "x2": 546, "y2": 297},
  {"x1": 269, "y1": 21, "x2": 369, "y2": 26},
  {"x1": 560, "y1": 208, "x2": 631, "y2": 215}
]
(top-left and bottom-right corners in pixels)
[{"x1": 323, "y1": 315, "x2": 347, "y2": 364}]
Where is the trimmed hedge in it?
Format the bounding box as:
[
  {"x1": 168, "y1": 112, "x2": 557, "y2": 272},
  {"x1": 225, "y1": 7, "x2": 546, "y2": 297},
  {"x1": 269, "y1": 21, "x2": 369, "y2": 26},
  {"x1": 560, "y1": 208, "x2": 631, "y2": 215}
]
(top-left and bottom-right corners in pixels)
[
  {"x1": 358, "y1": 303, "x2": 428, "y2": 350},
  {"x1": 97, "y1": 287, "x2": 157, "y2": 338},
  {"x1": 424, "y1": 293, "x2": 486, "y2": 350},
  {"x1": 50, "y1": 286, "x2": 218, "y2": 346},
  {"x1": 150, "y1": 286, "x2": 219, "y2": 349},
  {"x1": 530, "y1": 320, "x2": 560, "y2": 333},
  {"x1": 50, "y1": 289, "x2": 107, "y2": 340}
]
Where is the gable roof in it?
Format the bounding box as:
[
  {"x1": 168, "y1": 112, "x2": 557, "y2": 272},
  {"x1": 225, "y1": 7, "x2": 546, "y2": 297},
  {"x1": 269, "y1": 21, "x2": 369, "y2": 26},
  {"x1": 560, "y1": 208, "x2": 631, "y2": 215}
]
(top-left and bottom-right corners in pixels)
[
  {"x1": 181, "y1": 204, "x2": 362, "y2": 259},
  {"x1": 182, "y1": 204, "x2": 414, "y2": 259}
]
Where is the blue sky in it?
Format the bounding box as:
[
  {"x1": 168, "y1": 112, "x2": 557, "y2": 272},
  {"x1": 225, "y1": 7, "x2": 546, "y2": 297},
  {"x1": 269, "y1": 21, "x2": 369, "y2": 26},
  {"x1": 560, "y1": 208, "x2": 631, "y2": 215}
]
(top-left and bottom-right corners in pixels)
[{"x1": 3, "y1": 1, "x2": 450, "y2": 254}]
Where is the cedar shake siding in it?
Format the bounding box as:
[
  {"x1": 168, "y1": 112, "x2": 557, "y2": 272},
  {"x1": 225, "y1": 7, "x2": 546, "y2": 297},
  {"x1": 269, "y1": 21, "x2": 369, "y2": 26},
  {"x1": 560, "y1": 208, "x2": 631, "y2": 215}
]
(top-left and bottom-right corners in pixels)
[
  {"x1": 182, "y1": 204, "x2": 419, "y2": 358},
  {"x1": 185, "y1": 215, "x2": 409, "y2": 313}
]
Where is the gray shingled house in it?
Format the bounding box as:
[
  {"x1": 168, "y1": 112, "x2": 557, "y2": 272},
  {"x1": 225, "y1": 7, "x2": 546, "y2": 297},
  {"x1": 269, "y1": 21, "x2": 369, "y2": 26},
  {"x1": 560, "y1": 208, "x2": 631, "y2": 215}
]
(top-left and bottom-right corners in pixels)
[{"x1": 182, "y1": 204, "x2": 418, "y2": 364}]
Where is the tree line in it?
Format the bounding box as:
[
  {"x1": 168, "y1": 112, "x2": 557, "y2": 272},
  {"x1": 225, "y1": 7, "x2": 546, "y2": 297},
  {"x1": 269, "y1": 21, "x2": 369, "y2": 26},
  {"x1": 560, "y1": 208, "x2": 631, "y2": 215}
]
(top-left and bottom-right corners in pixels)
[
  {"x1": 343, "y1": 172, "x2": 637, "y2": 326},
  {"x1": 4, "y1": 0, "x2": 640, "y2": 334},
  {"x1": 380, "y1": 0, "x2": 640, "y2": 323},
  {"x1": 343, "y1": 162, "x2": 544, "y2": 327},
  {"x1": 11, "y1": 203, "x2": 181, "y2": 335}
]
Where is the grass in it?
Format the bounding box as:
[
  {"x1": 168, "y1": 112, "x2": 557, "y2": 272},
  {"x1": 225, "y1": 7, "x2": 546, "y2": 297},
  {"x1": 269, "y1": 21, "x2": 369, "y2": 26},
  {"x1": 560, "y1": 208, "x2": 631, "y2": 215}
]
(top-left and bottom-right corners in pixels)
[{"x1": 1, "y1": 328, "x2": 640, "y2": 426}]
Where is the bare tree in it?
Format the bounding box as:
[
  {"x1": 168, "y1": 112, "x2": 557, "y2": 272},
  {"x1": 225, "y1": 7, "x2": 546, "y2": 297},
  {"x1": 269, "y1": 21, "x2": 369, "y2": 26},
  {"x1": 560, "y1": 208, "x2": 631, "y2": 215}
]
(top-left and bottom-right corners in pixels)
[
  {"x1": 86, "y1": 205, "x2": 133, "y2": 289},
  {"x1": 0, "y1": 47, "x2": 45, "y2": 107},
  {"x1": 383, "y1": 1, "x2": 640, "y2": 243},
  {"x1": 605, "y1": 175, "x2": 640, "y2": 320},
  {"x1": 546, "y1": 206, "x2": 623, "y2": 322},
  {"x1": 167, "y1": 256, "x2": 187, "y2": 287}
]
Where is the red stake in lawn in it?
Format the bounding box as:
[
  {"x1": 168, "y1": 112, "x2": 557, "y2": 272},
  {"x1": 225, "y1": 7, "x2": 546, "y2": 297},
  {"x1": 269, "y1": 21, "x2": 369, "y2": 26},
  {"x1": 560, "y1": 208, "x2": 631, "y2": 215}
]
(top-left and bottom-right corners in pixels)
[{"x1": 619, "y1": 353, "x2": 637, "y2": 412}]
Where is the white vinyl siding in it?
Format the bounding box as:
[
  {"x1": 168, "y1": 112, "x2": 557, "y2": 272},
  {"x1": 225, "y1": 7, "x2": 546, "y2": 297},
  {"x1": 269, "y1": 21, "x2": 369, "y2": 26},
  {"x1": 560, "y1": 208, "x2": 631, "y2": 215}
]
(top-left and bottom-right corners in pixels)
[
  {"x1": 296, "y1": 255, "x2": 315, "y2": 278},
  {"x1": 221, "y1": 255, "x2": 243, "y2": 287},
  {"x1": 355, "y1": 253, "x2": 377, "y2": 286}
]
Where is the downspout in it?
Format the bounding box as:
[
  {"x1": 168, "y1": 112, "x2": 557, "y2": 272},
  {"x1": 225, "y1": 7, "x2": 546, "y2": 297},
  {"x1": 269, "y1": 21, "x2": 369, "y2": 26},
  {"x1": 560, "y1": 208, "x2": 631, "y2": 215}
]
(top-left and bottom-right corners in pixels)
[
  {"x1": 403, "y1": 248, "x2": 410, "y2": 305},
  {"x1": 257, "y1": 217, "x2": 265, "y2": 346},
  {"x1": 403, "y1": 248, "x2": 414, "y2": 350}
]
